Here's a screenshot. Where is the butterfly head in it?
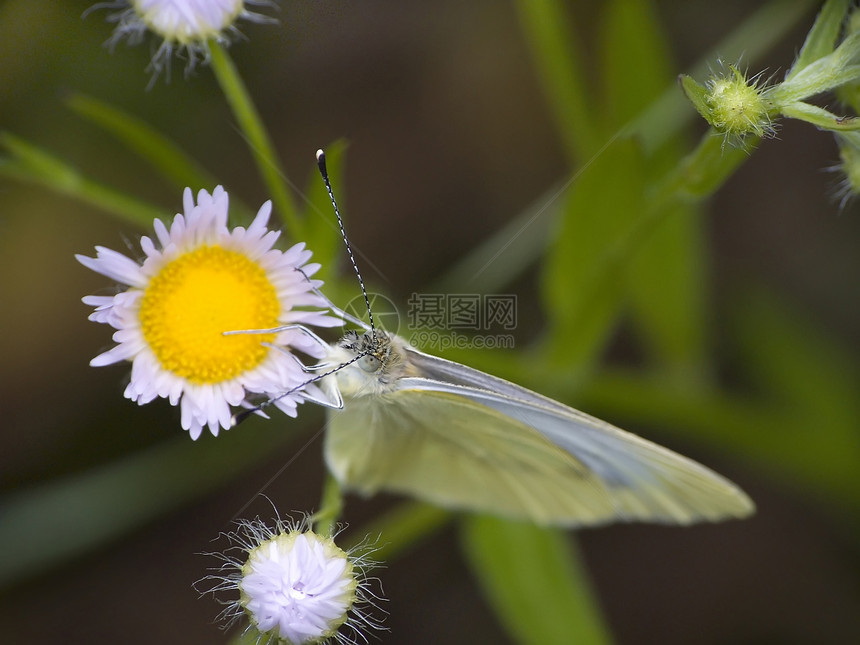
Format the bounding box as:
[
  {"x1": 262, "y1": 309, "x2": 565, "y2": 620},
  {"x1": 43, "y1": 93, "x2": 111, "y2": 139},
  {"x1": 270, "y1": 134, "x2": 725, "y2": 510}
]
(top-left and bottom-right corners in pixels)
[{"x1": 332, "y1": 329, "x2": 411, "y2": 396}]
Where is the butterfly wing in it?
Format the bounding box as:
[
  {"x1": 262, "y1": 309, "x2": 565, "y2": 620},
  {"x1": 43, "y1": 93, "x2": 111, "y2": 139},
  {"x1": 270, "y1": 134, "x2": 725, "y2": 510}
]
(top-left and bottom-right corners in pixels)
[
  {"x1": 326, "y1": 386, "x2": 625, "y2": 525},
  {"x1": 325, "y1": 347, "x2": 753, "y2": 526}
]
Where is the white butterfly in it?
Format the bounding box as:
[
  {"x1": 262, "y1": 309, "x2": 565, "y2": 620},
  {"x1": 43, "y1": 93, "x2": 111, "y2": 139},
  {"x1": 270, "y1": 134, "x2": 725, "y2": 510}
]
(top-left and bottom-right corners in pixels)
[
  {"x1": 258, "y1": 149, "x2": 755, "y2": 528},
  {"x1": 313, "y1": 324, "x2": 754, "y2": 528}
]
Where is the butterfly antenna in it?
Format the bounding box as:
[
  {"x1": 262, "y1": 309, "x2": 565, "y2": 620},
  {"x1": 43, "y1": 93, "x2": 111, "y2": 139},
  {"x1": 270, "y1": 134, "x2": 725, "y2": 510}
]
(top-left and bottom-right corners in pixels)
[
  {"x1": 316, "y1": 149, "x2": 376, "y2": 341},
  {"x1": 231, "y1": 352, "x2": 365, "y2": 427}
]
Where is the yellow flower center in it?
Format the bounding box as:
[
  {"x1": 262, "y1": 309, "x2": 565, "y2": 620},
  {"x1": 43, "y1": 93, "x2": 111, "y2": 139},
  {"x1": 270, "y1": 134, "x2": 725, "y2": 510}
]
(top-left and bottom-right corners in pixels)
[{"x1": 139, "y1": 245, "x2": 280, "y2": 384}]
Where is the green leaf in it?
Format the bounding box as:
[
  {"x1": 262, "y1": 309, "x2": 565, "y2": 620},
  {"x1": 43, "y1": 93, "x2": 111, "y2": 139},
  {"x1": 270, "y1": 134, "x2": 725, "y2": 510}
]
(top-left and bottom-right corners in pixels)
[
  {"x1": 679, "y1": 74, "x2": 715, "y2": 125},
  {"x1": 780, "y1": 101, "x2": 860, "y2": 130},
  {"x1": 540, "y1": 130, "x2": 752, "y2": 379},
  {"x1": 541, "y1": 137, "x2": 644, "y2": 372},
  {"x1": 601, "y1": 0, "x2": 709, "y2": 376},
  {"x1": 770, "y1": 32, "x2": 860, "y2": 104},
  {"x1": 600, "y1": 0, "x2": 673, "y2": 126},
  {"x1": 514, "y1": 0, "x2": 600, "y2": 160},
  {"x1": 65, "y1": 94, "x2": 217, "y2": 193},
  {"x1": 461, "y1": 515, "x2": 612, "y2": 645},
  {"x1": 629, "y1": 201, "x2": 709, "y2": 377},
  {"x1": 786, "y1": 0, "x2": 850, "y2": 80},
  {"x1": 0, "y1": 132, "x2": 167, "y2": 227}
]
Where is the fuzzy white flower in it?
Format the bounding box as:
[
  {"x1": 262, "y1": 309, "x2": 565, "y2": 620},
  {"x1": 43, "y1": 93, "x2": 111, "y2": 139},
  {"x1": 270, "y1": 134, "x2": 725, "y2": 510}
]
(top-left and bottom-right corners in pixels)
[
  {"x1": 77, "y1": 186, "x2": 339, "y2": 439},
  {"x1": 203, "y1": 516, "x2": 382, "y2": 645},
  {"x1": 92, "y1": 0, "x2": 277, "y2": 75}
]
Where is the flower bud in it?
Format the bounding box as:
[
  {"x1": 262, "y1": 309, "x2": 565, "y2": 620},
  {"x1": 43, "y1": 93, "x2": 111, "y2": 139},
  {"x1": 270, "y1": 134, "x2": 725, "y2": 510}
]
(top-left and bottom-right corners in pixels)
[
  {"x1": 91, "y1": 0, "x2": 276, "y2": 77},
  {"x1": 201, "y1": 516, "x2": 383, "y2": 645},
  {"x1": 682, "y1": 66, "x2": 773, "y2": 144}
]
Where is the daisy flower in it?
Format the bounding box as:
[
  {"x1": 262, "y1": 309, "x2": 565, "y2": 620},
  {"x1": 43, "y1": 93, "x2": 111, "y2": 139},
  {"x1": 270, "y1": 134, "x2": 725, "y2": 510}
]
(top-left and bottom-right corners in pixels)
[
  {"x1": 77, "y1": 186, "x2": 339, "y2": 439},
  {"x1": 92, "y1": 0, "x2": 277, "y2": 76},
  {"x1": 202, "y1": 515, "x2": 383, "y2": 645}
]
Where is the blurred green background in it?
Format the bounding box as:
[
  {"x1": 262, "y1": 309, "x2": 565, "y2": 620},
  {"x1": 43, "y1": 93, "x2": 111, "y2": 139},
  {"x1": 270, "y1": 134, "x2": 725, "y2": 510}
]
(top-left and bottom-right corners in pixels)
[{"x1": 1, "y1": 0, "x2": 858, "y2": 643}]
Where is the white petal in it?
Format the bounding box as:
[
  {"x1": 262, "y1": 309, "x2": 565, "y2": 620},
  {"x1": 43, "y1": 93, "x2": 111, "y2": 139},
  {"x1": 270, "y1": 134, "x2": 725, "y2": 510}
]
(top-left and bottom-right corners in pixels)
[
  {"x1": 76, "y1": 249, "x2": 147, "y2": 288},
  {"x1": 153, "y1": 216, "x2": 171, "y2": 247},
  {"x1": 182, "y1": 187, "x2": 194, "y2": 215},
  {"x1": 248, "y1": 199, "x2": 272, "y2": 235},
  {"x1": 90, "y1": 345, "x2": 132, "y2": 367},
  {"x1": 139, "y1": 235, "x2": 157, "y2": 257}
]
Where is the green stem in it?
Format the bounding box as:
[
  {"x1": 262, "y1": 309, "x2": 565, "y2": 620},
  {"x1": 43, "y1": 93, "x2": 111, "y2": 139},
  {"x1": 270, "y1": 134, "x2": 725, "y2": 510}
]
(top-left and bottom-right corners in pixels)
[
  {"x1": 346, "y1": 502, "x2": 450, "y2": 561},
  {"x1": 208, "y1": 41, "x2": 301, "y2": 234},
  {"x1": 780, "y1": 102, "x2": 860, "y2": 131},
  {"x1": 514, "y1": 0, "x2": 599, "y2": 160},
  {"x1": 313, "y1": 473, "x2": 344, "y2": 537}
]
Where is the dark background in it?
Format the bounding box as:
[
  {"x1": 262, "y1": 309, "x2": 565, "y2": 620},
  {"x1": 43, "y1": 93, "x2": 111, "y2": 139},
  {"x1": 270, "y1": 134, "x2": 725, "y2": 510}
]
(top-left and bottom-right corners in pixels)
[{"x1": 0, "y1": 1, "x2": 858, "y2": 643}]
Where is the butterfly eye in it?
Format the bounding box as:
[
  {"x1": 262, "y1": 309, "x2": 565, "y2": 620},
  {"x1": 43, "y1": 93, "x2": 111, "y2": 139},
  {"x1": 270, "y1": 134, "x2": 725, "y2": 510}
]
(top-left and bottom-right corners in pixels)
[{"x1": 358, "y1": 354, "x2": 382, "y2": 373}]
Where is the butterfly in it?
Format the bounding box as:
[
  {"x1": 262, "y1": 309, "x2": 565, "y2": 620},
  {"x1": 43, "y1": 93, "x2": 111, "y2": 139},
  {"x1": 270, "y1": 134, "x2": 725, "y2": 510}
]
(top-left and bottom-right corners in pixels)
[{"x1": 296, "y1": 149, "x2": 755, "y2": 528}]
